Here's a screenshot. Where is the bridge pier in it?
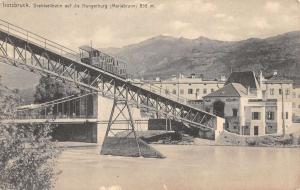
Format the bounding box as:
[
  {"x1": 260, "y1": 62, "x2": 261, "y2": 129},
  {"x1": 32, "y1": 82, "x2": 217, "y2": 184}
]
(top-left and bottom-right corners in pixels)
[
  {"x1": 214, "y1": 117, "x2": 225, "y2": 141},
  {"x1": 95, "y1": 95, "x2": 148, "y2": 144}
]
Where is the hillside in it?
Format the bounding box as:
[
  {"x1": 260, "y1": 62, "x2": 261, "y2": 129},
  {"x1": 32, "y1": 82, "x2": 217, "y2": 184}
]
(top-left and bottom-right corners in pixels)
[
  {"x1": 0, "y1": 31, "x2": 299, "y2": 90},
  {"x1": 105, "y1": 31, "x2": 300, "y2": 82}
]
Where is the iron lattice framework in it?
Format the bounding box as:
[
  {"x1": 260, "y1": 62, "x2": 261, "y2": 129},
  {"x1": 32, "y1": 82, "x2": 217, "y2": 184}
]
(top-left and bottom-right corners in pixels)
[
  {"x1": 0, "y1": 19, "x2": 218, "y2": 130},
  {"x1": 15, "y1": 93, "x2": 97, "y2": 120}
]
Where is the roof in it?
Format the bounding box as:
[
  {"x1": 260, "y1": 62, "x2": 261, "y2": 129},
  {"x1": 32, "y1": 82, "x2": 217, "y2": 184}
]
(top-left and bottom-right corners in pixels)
[
  {"x1": 79, "y1": 45, "x2": 98, "y2": 53},
  {"x1": 264, "y1": 74, "x2": 293, "y2": 84},
  {"x1": 204, "y1": 83, "x2": 248, "y2": 98},
  {"x1": 225, "y1": 71, "x2": 259, "y2": 89}
]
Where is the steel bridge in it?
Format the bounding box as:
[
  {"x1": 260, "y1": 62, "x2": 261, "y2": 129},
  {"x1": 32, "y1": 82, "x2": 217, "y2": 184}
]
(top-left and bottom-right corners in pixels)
[
  {"x1": 0, "y1": 19, "x2": 221, "y2": 129},
  {"x1": 0, "y1": 19, "x2": 224, "y2": 157}
]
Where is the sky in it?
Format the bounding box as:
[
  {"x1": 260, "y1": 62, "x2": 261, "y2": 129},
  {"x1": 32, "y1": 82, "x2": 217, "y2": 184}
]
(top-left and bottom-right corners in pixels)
[
  {"x1": 0, "y1": 0, "x2": 299, "y2": 89},
  {"x1": 0, "y1": 0, "x2": 299, "y2": 50}
]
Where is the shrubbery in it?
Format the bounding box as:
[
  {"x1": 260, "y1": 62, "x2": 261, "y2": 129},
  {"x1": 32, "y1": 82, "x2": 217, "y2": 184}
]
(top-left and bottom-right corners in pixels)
[
  {"x1": 0, "y1": 82, "x2": 61, "y2": 189},
  {"x1": 0, "y1": 124, "x2": 61, "y2": 190}
]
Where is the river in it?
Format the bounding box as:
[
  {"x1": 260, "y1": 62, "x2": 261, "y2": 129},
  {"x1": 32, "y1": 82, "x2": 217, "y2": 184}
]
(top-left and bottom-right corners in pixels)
[{"x1": 55, "y1": 144, "x2": 300, "y2": 190}]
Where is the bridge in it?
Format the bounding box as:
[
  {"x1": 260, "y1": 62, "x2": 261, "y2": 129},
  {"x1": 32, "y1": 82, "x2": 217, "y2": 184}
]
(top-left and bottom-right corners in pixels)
[{"x1": 0, "y1": 19, "x2": 225, "y2": 157}]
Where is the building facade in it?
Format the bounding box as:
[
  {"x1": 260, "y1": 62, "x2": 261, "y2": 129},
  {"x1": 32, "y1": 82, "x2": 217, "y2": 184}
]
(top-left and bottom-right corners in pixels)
[
  {"x1": 137, "y1": 74, "x2": 226, "y2": 108},
  {"x1": 292, "y1": 86, "x2": 300, "y2": 122},
  {"x1": 203, "y1": 71, "x2": 293, "y2": 136}
]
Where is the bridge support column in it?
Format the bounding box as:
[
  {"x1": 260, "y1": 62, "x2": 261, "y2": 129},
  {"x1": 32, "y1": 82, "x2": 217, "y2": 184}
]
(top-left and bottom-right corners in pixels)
[
  {"x1": 100, "y1": 98, "x2": 142, "y2": 157},
  {"x1": 214, "y1": 116, "x2": 225, "y2": 142}
]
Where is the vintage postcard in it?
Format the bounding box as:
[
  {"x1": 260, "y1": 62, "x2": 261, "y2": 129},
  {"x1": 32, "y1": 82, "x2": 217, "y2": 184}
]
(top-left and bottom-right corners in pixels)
[{"x1": 0, "y1": 0, "x2": 299, "y2": 189}]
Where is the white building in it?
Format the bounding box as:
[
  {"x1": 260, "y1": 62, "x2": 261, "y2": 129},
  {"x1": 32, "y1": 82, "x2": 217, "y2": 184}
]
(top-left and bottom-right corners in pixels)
[
  {"x1": 203, "y1": 71, "x2": 293, "y2": 136},
  {"x1": 292, "y1": 85, "x2": 300, "y2": 122},
  {"x1": 138, "y1": 73, "x2": 226, "y2": 108}
]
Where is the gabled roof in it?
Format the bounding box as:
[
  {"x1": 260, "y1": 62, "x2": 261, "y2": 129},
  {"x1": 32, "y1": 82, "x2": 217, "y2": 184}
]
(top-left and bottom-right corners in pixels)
[
  {"x1": 225, "y1": 71, "x2": 259, "y2": 89},
  {"x1": 204, "y1": 83, "x2": 248, "y2": 97}
]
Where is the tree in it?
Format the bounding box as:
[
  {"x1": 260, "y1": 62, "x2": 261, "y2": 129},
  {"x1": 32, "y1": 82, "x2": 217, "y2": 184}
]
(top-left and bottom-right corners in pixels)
[
  {"x1": 34, "y1": 76, "x2": 78, "y2": 103},
  {"x1": 0, "y1": 82, "x2": 61, "y2": 189}
]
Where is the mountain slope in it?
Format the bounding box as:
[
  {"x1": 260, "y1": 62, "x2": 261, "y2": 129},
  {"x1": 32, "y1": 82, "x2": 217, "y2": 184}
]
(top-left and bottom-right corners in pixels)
[
  {"x1": 0, "y1": 31, "x2": 299, "y2": 89},
  {"x1": 105, "y1": 31, "x2": 300, "y2": 82}
]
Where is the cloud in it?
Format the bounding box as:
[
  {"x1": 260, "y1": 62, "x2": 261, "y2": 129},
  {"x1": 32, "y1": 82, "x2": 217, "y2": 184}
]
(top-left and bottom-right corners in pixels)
[
  {"x1": 200, "y1": 2, "x2": 217, "y2": 12},
  {"x1": 252, "y1": 17, "x2": 271, "y2": 29},
  {"x1": 264, "y1": 1, "x2": 281, "y2": 13},
  {"x1": 214, "y1": 13, "x2": 234, "y2": 22},
  {"x1": 156, "y1": 3, "x2": 166, "y2": 11},
  {"x1": 0, "y1": 0, "x2": 298, "y2": 48},
  {"x1": 214, "y1": 13, "x2": 226, "y2": 18},
  {"x1": 173, "y1": 1, "x2": 217, "y2": 14},
  {"x1": 168, "y1": 21, "x2": 200, "y2": 38},
  {"x1": 172, "y1": 21, "x2": 190, "y2": 30}
]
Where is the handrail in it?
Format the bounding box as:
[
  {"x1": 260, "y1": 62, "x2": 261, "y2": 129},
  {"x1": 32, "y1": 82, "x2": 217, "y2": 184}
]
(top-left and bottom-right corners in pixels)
[
  {"x1": 0, "y1": 19, "x2": 215, "y2": 118},
  {"x1": 16, "y1": 92, "x2": 97, "y2": 112},
  {"x1": 0, "y1": 19, "x2": 78, "y2": 58}
]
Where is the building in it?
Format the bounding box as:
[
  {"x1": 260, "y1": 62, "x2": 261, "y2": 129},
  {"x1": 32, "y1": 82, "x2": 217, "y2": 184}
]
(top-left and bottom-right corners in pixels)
[
  {"x1": 203, "y1": 71, "x2": 293, "y2": 136},
  {"x1": 292, "y1": 85, "x2": 300, "y2": 122},
  {"x1": 138, "y1": 73, "x2": 226, "y2": 108}
]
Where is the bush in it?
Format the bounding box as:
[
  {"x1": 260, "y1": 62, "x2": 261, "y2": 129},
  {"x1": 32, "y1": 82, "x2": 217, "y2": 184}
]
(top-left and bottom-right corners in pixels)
[
  {"x1": 0, "y1": 82, "x2": 61, "y2": 189},
  {"x1": 246, "y1": 138, "x2": 257, "y2": 146},
  {"x1": 0, "y1": 123, "x2": 61, "y2": 190}
]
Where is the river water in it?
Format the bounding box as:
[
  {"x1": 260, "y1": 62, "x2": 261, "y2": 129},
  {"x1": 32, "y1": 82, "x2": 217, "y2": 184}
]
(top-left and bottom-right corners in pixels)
[{"x1": 55, "y1": 144, "x2": 300, "y2": 190}]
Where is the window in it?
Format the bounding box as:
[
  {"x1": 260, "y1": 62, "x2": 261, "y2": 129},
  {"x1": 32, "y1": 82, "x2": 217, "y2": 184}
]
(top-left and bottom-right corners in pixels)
[
  {"x1": 268, "y1": 126, "x2": 273, "y2": 129},
  {"x1": 279, "y1": 89, "x2": 282, "y2": 95},
  {"x1": 233, "y1": 126, "x2": 237, "y2": 130},
  {"x1": 189, "y1": 83, "x2": 192, "y2": 86},
  {"x1": 286, "y1": 89, "x2": 290, "y2": 95},
  {"x1": 172, "y1": 89, "x2": 176, "y2": 95},
  {"x1": 165, "y1": 89, "x2": 169, "y2": 95},
  {"x1": 286, "y1": 112, "x2": 288, "y2": 119},
  {"x1": 270, "y1": 89, "x2": 274, "y2": 95},
  {"x1": 211, "y1": 89, "x2": 214, "y2": 93},
  {"x1": 232, "y1": 109, "x2": 238, "y2": 117},
  {"x1": 188, "y1": 89, "x2": 193, "y2": 94},
  {"x1": 266, "y1": 111, "x2": 274, "y2": 120},
  {"x1": 203, "y1": 88, "x2": 207, "y2": 94},
  {"x1": 180, "y1": 89, "x2": 184, "y2": 95},
  {"x1": 252, "y1": 112, "x2": 260, "y2": 120}
]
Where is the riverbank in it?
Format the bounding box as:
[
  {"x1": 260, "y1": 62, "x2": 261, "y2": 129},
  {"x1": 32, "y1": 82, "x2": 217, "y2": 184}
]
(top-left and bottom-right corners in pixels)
[
  {"x1": 136, "y1": 130, "x2": 300, "y2": 148},
  {"x1": 216, "y1": 130, "x2": 300, "y2": 148}
]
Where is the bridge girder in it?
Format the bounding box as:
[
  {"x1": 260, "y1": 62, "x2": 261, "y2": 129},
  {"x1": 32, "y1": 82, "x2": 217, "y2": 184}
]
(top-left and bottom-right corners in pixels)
[{"x1": 0, "y1": 19, "x2": 217, "y2": 130}]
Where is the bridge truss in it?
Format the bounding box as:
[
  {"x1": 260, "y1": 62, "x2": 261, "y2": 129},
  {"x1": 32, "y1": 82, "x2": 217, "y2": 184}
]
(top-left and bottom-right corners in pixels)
[{"x1": 0, "y1": 19, "x2": 219, "y2": 131}]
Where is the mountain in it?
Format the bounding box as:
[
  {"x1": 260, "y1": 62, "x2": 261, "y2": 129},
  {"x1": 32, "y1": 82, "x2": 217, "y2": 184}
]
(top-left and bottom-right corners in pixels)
[
  {"x1": 105, "y1": 31, "x2": 300, "y2": 83},
  {"x1": 0, "y1": 64, "x2": 40, "y2": 89},
  {"x1": 0, "y1": 31, "x2": 299, "y2": 90}
]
